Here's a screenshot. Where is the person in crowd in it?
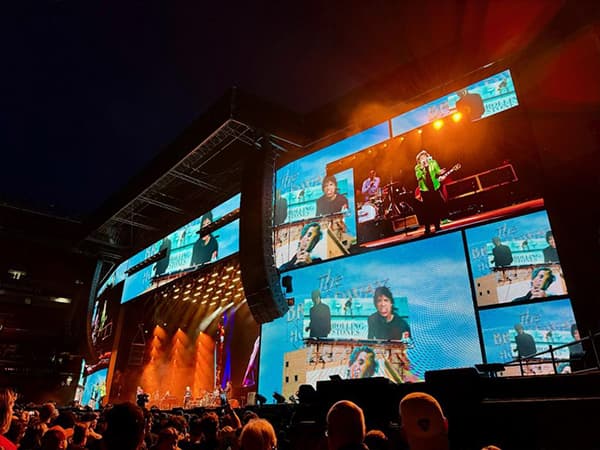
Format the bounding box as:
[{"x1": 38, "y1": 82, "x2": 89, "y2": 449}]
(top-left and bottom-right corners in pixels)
[
  {"x1": 305, "y1": 289, "x2": 331, "y2": 338},
  {"x1": 191, "y1": 212, "x2": 218, "y2": 266},
  {"x1": 316, "y1": 175, "x2": 349, "y2": 216},
  {"x1": 40, "y1": 426, "x2": 68, "y2": 450},
  {"x1": 150, "y1": 426, "x2": 180, "y2": 450},
  {"x1": 326, "y1": 400, "x2": 368, "y2": 450},
  {"x1": 569, "y1": 324, "x2": 586, "y2": 372},
  {"x1": 279, "y1": 222, "x2": 322, "y2": 271},
  {"x1": 491, "y1": 237, "x2": 513, "y2": 268},
  {"x1": 414, "y1": 149, "x2": 446, "y2": 234},
  {"x1": 239, "y1": 418, "x2": 277, "y2": 450},
  {"x1": 399, "y1": 392, "x2": 449, "y2": 450},
  {"x1": 543, "y1": 231, "x2": 559, "y2": 263},
  {"x1": 348, "y1": 346, "x2": 378, "y2": 379},
  {"x1": 102, "y1": 402, "x2": 146, "y2": 450},
  {"x1": 361, "y1": 170, "x2": 381, "y2": 202},
  {"x1": 0, "y1": 387, "x2": 17, "y2": 450},
  {"x1": 39, "y1": 402, "x2": 59, "y2": 434},
  {"x1": 6, "y1": 417, "x2": 26, "y2": 448},
  {"x1": 197, "y1": 412, "x2": 220, "y2": 450},
  {"x1": 512, "y1": 267, "x2": 555, "y2": 302},
  {"x1": 67, "y1": 423, "x2": 89, "y2": 450},
  {"x1": 364, "y1": 429, "x2": 390, "y2": 450},
  {"x1": 367, "y1": 286, "x2": 411, "y2": 340},
  {"x1": 514, "y1": 324, "x2": 537, "y2": 359}
]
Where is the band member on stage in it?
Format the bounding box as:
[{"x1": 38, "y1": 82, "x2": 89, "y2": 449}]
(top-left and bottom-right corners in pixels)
[
  {"x1": 316, "y1": 175, "x2": 348, "y2": 216},
  {"x1": 415, "y1": 150, "x2": 443, "y2": 234},
  {"x1": 191, "y1": 211, "x2": 218, "y2": 266},
  {"x1": 361, "y1": 170, "x2": 381, "y2": 202},
  {"x1": 223, "y1": 380, "x2": 232, "y2": 399},
  {"x1": 183, "y1": 386, "x2": 192, "y2": 409},
  {"x1": 279, "y1": 222, "x2": 322, "y2": 271},
  {"x1": 305, "y1": 289, "x2": 331, "y2": 338},
  {"x1": 367, "y1": 286, "x2": 410, "y2": 340}
]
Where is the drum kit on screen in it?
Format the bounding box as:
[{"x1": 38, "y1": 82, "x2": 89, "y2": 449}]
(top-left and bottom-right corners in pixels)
[{"x1": 357, "y1": 182, "x2": 414, "y2": 224}]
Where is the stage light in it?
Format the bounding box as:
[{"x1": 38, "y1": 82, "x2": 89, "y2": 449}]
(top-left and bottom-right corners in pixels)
[
  {"x1": 211, "y1": 272, "x2": 219, "y2": 277},
  {"x1": 163, "y1": 322, "x2": 167, "y2": 326},
  {"x1": 273, "y1": 392, "x2": 286, "y2": 404},
  {"x1": 452, "y1": 111, "x2": 462, "y2": 122},
  {"x1": 255, "y1": 394, "x2": 267, "y2": 406},
  {"x1": 208, "y1": 279, "x2": 216, "y2": 285},
  {"x1": 194, "y1": 292, "x2": 201, "y2": 297},
  {"x1": 226, "y1": 266, "x2": 234, "y2": 272},
  {"x1": 433, "y1": 119, "x2": 444, "y2": 130},
  {"x1": 173, "y1": 295, "x2": 180, "y2": 299},
  {"x1": 218, "y1": 282, "x2": 226, "y2": 287},
  {"x1": 192, "y1": 299, "x2": 197, "y2": 303},
  {"x1": 417, "y1": 129, "x2": 423, "y2": 134},
  {"x1": 174, "y1": 287, "x2": 180, "y2": 292},
  {"x1": 400, "y1": 136, "x2": 405, "y2": 141},
  {"x1": 206, "y1": 287, "x2": 214, "y2": 292}
]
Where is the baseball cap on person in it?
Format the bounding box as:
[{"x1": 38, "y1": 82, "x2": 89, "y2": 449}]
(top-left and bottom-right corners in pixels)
[{"x1": 399, "y1": 392, "x2": 448, "y2": 450}]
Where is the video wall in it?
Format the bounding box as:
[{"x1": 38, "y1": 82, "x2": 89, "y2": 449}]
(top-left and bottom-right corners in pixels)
[
  {"x1": 273, "y1": 70, "x2": 526, "y2": 271},
  {"x1": 260, "y1": 231, "x2": 482, "y2": 399},
  {"x1": 96, "y1": 194, "x2": 240, "y2": 304},
  {"x1": 81, "y1": 366, "x2": 108, "y2": 410}
]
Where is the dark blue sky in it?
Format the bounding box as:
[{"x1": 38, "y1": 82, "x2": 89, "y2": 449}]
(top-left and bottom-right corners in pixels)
[{"x1": 0, "y1": 1, "x2": 562, "y2": 217}]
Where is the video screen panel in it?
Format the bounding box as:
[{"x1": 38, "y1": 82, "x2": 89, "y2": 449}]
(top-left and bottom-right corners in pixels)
[
  {"x1": 479, "y1": 298, "x2": 577, "y2": 375},
  {"x1": 464, "y1": 209, "x2": 566, "y2": 306},
  {"x1": 260, "y1": 231, "x2": 481, "y2": 402},
  {"x1": 97, "y1": 194, "x2": 240, "y2": 300},
  {"x1": 81, "y1": 367, "x2": 108, "y2": 410},
  {"x1": 121, "y1": 219, "x2": 240, "y2": 304},
  {"x1": 391, "y1": 69, "x2": 518, "y2": 136},
  {"x1": 275, "y1": 168, "x2": 357, "y2": 271}
]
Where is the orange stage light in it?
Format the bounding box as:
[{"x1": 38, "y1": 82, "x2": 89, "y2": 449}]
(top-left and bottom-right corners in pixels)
[
  {"x1": 417, "y1": 129, "x2": 423, "y2": 134},
  {"x1": 452, "y1": 112, "x2": 462, "y2": 122},
  {"x1": 433, "y1": 119, "x2": 444, "y2": 130}
]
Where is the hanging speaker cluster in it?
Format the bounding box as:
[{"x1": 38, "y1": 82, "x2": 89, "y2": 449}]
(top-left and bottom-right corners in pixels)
[{"x1": 239, "y1": 133, "x2": 288, "y2": 324}]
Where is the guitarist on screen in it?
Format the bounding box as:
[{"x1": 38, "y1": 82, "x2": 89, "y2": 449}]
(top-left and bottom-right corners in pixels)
[{"x1": 414, "y1": 149, "x2": 448, "y2": 234}]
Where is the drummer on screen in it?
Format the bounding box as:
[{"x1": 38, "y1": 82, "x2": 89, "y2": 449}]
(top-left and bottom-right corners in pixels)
[{"x1": 361, "y1": 170, "x2": 381, "y2": 202}]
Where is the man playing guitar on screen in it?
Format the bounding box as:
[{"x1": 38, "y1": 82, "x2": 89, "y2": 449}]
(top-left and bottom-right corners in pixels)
[{"x1": 414, "y1": 150, "x2": 460, "y2": 234}]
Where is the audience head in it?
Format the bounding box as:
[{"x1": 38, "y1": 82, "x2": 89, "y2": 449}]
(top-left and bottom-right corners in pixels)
[
  {"x1": 199, "y1": 411, "x2": 219, "y2": 440},
  {"x1": 364, "y1": 429, "x2": 390, "y2": 450},
  {"x1": 103, "y1": 402, "x2": 145, "y2": 450},
  {"x1": 326, "y1": 400, "x2": 365, "y2": 450},
  {"x1": 39, "y1": 402, "x2": 58, "y2": 424},
  {"x1": 399, "y1": 392, "x2": 449, "y2": 450},
  {"x1": 0, "y1": 386, "x2": 16, "y2": 434},
  {"x1": 41, "y1": 426, "x2": 68, "y2": 450},
  {"x1": 240, "y1": 418, "x2": 277, "y2": 450},
  {"x1": 72, "y1": 423, "x2": 89, "y2": 446},
  {"x1": 155, "y1": 426, "x2": 179, "y2": 450}
]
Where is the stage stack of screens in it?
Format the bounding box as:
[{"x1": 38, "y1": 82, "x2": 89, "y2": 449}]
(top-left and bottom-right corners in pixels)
[{"x1": 260, "y1": 69, "x2": 579, "y2": 401}]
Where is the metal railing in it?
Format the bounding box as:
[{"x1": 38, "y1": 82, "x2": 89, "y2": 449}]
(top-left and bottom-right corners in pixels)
[{"x1": 505, "y1": 329, "x2": 600, "y2": 376}]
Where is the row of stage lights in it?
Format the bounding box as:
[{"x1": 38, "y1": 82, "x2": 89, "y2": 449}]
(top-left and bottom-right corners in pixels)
[{"x1": 155, "y1": 261, "x2": 245, "y2": 308}]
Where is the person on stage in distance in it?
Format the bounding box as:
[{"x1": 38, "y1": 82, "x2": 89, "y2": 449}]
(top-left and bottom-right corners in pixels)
[
  {"x1": 191, "y1": 211, "x2": 218, "y2": 266},
  {"x1": 183, "y1": 386, "x2": 192, "y2": 409},
  {"x1": 279, "y1": 222, "x2": 322, "y2": 271},
  {"x1": 491, "y1": 237, "x2": 513, "y2": 268},
  {"x1": 415, "y1": 150, "x2": 444, "y2": 234},
  {"x1": 316, "y1": 175, "x2": 348, "y2": 216},
  {"x1": 367, "y1": 286, "x2": 410, "y2": 340},
  {"x1": 361, "y1": 170, "x2": 381, "y2": 202},
  {"x1": 305, "y1": 289, "x2": 331, "y2": 338}
]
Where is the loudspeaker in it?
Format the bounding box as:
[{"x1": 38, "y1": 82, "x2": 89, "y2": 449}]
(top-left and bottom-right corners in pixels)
[{"x1": 239, "y1": 133, "x2": 289, "y2": 324}]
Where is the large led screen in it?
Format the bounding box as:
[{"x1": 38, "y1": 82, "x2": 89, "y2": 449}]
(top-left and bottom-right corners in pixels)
[
  {"x1": 121, "y1": 219, "x2": 240, "y2": 303},
  {"x1": 479, "y1": 298, "x2": 577, "y2": 376},
  {"x1": 81, "y1": 367, "x2": 108, "y2": 410},
  {"x1": 97, "y1": 194, "x2": 240, "y2": 300},
  {"x1": 274, "y1": 70, "x2": 530, "y2": 270},
  {"x1": 260, "y1": 231, "x2": 481, "y2": 402},
  {"x1": 465, "y1": 210, "x2": 566, "y2": 307}
]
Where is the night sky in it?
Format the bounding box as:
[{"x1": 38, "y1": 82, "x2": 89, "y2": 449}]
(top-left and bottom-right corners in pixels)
[{"x1": 0, "y1": 0, "x2": 564, "y2": 218}]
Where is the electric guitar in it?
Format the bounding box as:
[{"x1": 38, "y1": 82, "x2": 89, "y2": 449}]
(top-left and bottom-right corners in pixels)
[{"x1": 414, "y1": 163, "x2": 461, "y2": 202}]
